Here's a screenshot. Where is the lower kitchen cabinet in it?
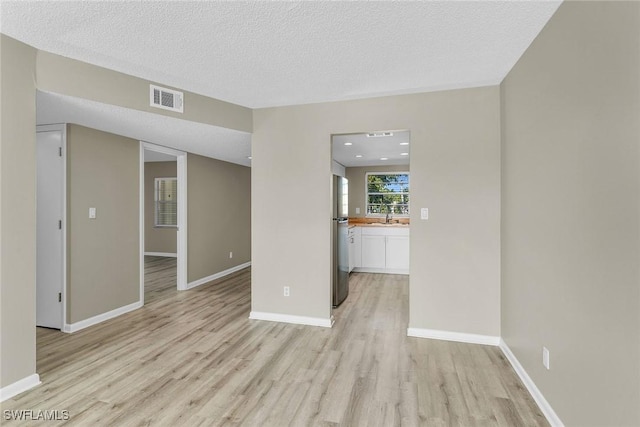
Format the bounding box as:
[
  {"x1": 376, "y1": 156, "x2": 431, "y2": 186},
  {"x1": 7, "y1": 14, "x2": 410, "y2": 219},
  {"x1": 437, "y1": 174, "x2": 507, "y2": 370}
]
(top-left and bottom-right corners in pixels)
[
  {"x1": 361, "y1": 235, "x2": 386, "y2": 269},
  {"x1": 354, "y1": 226, "x2": 409, "y2": 274},
  {"x1": 385, "y1": 235, "x2": 410, "y2": 270}
]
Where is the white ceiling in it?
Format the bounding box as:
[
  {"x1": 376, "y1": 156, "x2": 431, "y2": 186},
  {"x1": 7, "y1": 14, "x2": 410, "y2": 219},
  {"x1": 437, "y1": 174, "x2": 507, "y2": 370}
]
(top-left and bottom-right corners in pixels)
[
  {"x1": 1, "y1": 1, "x2": 561, "y2": 109},
  {"x1": 37, "y1": 92, "x2": 252, "y2": 167},
  {"x1": 144, "y1": 150, "x2": 176, "y2": 163},
  {"x1": 7, "y1": 1, "x2": 561, "y2": 167},
  {"x1": 333, "y1": 131, "x2": 410, "y2": 168}
]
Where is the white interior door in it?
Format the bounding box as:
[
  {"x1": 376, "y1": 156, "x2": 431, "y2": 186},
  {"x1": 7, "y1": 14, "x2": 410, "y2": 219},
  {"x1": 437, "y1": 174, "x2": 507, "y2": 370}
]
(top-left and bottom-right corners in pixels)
[{"x1": 36, "y1": 129, "x2": 64, "y2": 329}]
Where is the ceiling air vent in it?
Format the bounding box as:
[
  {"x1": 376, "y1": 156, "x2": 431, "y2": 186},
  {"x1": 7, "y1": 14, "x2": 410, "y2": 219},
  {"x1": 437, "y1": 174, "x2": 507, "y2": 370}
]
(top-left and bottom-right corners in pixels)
[
  {"x1": 366, "y1": 132, "x2": 393, "y2": 138},
  {"x1": 150, "y1": 84, "x2": 184, "y2": 113}
]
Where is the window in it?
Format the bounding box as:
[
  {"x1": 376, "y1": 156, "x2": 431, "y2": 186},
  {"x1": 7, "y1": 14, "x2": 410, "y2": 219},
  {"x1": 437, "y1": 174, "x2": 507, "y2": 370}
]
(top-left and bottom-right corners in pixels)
[
  {"x1": 155, "y1": 177, "x2": 177, "y2": 227},
  {"x1": 366, "y1": 172, "x2": 409, "y2": 216}
]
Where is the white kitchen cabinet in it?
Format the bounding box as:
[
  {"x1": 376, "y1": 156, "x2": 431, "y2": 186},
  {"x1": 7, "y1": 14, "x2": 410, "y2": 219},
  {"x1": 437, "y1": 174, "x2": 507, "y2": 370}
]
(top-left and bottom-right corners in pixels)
[
  {"x1": 385, "y1": 235, "x2": 410, "y2": 270},
  {"x1": 351, "y1": 226, "x2": 361, "y2": 270},
  {"x1": 348, "y1": 228, "x2": 355, "y2": 273},
  {"x1": 361, "y1": 235, "x2": 386, "y2": 269},
  {"x1": 348, "y1": 237, "x2": 354, "y2": 273},
  {"x1": 348, "y1": 227, "x2": 362, "y2": 273},
  {"x1": 355, "y1": 226, "x2": 409, "y2": 274}
]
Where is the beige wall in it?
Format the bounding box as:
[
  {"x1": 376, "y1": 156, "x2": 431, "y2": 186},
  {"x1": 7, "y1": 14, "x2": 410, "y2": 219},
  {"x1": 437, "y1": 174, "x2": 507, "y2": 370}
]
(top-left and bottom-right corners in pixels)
[
  {"x1": 501, "y1": 2, "x2": 640, "y2": 426},
  {"x1": 66, "y1": 125, "x2": 140, "y2": 324},
  {"x1": 144, "y1": 161, "x2": 177, "y2": 254},
  {"x1": 345, "y1": 165, "x2": 410, "y2": 218},
  {"x1": 187, "y1": 153, "x2": 251, "y2": 283},
  {"x1": 36, "y1": 51, "x2": 252, "y2": 133},
  {"x1": 253, "y1": 87, "x2": 501, "y2": 333},
  {"x1": 0, "y1": 35, "x2": 38, "y2": 388},
  {"x1": 0, "y1": 34, "x2": 254, "y2": 386}
]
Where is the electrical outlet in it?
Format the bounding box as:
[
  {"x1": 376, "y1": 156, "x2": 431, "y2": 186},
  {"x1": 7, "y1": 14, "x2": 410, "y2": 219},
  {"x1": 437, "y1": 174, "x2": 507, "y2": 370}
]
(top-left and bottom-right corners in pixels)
[
  {"x1": 229, "y1": 251, "x2": 233, "y2": 259},
  {"x1": 284, "y1": 286, "x2": 290, "y2": 297},
  {"x1": 542, "y1": 347, "x2": 550, "y2": 370},
  {"x1": 355, "y1": 207, "x2": 360, "y2": 214}
]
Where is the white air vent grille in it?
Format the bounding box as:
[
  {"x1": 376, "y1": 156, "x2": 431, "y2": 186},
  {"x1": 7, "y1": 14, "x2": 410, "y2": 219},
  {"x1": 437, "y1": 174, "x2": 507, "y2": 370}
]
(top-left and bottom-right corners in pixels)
[
  {"x1": 150, "y1": 84, "x2": 184, "y2": 113},
  {"x1": 366, "y1": 132, "x2": 393, "y2": 138}
]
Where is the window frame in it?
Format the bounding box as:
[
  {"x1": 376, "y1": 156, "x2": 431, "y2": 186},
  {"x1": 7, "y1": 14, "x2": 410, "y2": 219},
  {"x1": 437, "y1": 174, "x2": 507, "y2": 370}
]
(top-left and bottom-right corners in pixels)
[
  {"x1": 365, "y1": 171, "x2": 410, "y2": 217},
  {"x1": 154, "y1": 177, "x2": 178, "y2": 228}
]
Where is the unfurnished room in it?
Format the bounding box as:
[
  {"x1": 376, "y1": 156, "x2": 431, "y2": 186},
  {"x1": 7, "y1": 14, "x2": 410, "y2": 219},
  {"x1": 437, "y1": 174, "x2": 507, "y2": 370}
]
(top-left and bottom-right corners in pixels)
[{"x1": 0, "y1": 1, "x2": 639, "y2": 426}]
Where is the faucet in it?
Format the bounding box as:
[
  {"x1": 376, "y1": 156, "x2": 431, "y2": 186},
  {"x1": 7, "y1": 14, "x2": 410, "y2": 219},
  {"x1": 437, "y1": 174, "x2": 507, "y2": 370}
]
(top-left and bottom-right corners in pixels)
[{"x1": 385, "y1": 205, "x2": 392, "y2": 224}]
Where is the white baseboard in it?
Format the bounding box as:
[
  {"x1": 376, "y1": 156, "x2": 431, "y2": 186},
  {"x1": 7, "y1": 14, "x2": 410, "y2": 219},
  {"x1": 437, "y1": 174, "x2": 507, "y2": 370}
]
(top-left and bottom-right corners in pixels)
[
  {"x1": 144, "y1": 252, "x2": 177, "y2": 258},
  {"x1": 0, "y1": 374, "x2": 41, "y2": 402},
  {"x1": 352, "y1": 267, "x2": 409, "y2": 275},
  {"x1": 63, "y1": 300, "x2": 143, "y2": 333},
  {"x1": 249, "y1": 311, "x2": 334, "y2": 328},
  {"x1": 499, "y1": 339, "x2": 564, "y2": 427},
  {"x1": 407, "y1": 327, "x2": 501, "y2": 346},
  {"x1": 185, "y1": 262, "x2": 251, "y2": 290}
]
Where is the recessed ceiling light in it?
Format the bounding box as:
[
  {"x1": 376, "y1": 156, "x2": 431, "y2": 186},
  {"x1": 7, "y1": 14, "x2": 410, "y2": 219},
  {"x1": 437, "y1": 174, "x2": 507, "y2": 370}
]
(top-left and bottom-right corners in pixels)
[
  {"x1": 247, "y1": 156, "x2": 252, "y2": 159},
  {"x1": 355, "y1": 154, "x2": 362, "y2": 158},
  {"x1": 344, "y1": 142, "x2": 352, "y2": 146},
  {"x1": 400, "y1": 142, "x2": 409, "y2": 146},
  {"x1": 401, "y1": 152, "x2": 409, "y2": 156},
  {"x1": 380, "y1": 157, "x2": 388, "y2": 160}
]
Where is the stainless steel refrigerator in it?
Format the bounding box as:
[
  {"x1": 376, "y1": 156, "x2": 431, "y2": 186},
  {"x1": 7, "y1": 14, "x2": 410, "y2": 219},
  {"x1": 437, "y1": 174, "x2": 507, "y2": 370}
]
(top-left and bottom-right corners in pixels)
[{"x1": 332, "y1": 175, "x2": 349, "y2": 307}]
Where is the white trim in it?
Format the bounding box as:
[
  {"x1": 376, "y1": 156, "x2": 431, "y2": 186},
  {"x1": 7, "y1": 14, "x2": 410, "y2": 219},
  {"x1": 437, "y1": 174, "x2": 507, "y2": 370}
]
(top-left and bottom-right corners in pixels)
[
  {"x1": 407, "y1": 327, "x2": 500, "y2": 346},
  {"x1": 353, "y1": 267, "x2": 409, "y2": 275},
  {"x1": 144, "y1": 252, "x2": 177, "y2": 258},
  {"x1": 186, "y1": 262, "x2": 251, "y2": 290},
  {"x1": 176, "y1": 152, "x2": 187, "y2": 291},
  {"x1": 139, "y1": 143, "x2": 145, "y2": 304},
  {"x1": 499, "y1": 339, "x2": 564, "y2": 427},
  {"x1": 0, "y1": 374, "x2": 41, "y2": 402},
  {"x1": 249, "y1": 311, "x2": 334, "y2": 328},
  {"x1": 140, "y1": 142, "x2": 188, "y2": 296},
  {"x1": 61, "y1": 125, "x2": 69, "y2": 332},
  {"x1": 36, "y1": 124, "x2": 68, "y2": 332},
  {"x1": 63, "y1": 301, "x2": 142, "y2": 333}
]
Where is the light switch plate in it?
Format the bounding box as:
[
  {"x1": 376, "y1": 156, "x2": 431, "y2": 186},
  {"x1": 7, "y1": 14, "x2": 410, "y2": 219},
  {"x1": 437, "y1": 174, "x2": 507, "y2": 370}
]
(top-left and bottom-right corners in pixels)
[
  {"x1": 543, "y1": 347, "x2": 550, "y2": 370},
  {"x1": 421, "y1": 208, "x2": 429, "y2": 220},
  {"x1": 89, "y1": 207, "x2": 96, "y2": 219},
  {"x1": 355, "y1": 207, "x2": 360, "y2": 214}
]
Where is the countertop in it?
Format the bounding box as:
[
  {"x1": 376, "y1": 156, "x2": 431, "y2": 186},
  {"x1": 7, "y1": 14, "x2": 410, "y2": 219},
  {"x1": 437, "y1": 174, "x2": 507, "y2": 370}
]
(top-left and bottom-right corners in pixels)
[
  {"x1": 351, "y1": 223, "x2": 409, "y2": 228},
  {"x1": 348, "y1": 219, "x2": 410, "y2": 228}
]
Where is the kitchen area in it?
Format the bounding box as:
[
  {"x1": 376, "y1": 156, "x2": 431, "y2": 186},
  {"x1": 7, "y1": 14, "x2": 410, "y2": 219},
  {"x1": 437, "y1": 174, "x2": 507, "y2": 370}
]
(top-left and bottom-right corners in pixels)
[{"x1": 332, "y1": 131, "x2": 410, "y2": 307}]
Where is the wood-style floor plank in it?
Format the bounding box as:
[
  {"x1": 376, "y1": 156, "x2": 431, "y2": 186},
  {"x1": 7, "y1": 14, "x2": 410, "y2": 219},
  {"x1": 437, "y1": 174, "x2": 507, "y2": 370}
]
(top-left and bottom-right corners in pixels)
[{"x1": 1, "y1": 261, "x2": 548, "y2": 426}]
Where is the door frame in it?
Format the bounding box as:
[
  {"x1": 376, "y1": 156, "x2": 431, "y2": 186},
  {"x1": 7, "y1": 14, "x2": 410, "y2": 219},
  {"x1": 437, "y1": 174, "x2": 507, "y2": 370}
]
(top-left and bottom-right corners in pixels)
[
  {"x1": 36, "y1": 123, "x2": 68, "y2": 331},
  {"x1": 139, "y1": 142, "x2": 188, "y2": 302}
]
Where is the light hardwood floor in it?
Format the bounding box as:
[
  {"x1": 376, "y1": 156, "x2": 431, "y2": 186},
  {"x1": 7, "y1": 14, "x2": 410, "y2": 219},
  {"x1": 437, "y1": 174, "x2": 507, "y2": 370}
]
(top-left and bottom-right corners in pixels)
[
  {"x1": 2, "y1": 265, "x2": 549, "y2": 426},
  {"x1": 144, "y1": 256, "x2": 178, "y2": 304}
]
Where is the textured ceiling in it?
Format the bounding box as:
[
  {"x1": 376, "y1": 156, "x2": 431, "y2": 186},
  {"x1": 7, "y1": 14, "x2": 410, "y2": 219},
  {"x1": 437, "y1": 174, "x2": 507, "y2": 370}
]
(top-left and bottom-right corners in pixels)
[
  {"x1": 37, "y1": 92, "x2": 252, "y2": 167},
  {"x1": 2, "y1": 1, "x2": 561, "y2": 109}
]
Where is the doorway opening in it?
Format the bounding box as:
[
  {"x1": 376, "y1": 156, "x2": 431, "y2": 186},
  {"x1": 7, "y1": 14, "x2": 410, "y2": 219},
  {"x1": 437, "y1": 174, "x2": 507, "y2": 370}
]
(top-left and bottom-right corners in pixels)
[
  {"x1": 330, "y1": 130, "x2": 411, "y2": 322},
  {"x1": 140, "y1": 142, "x2": 188, "y2": 305}
]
